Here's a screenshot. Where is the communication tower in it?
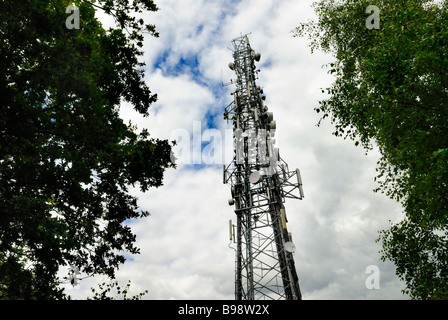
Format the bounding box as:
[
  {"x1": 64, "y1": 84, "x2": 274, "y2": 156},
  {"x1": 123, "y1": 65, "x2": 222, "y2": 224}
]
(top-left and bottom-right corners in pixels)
[{"x1": 223, "y1": 35, "x2": 304, "y2": 300}]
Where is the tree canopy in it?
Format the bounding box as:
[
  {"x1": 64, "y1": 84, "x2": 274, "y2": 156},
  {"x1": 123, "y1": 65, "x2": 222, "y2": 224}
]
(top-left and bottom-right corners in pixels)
[
  {"x1": 0, "y1": 0, "x2": 174, "y2": 299},
  {"x1": 293, "y1": 0, "x2": 448, "y2": 299}
]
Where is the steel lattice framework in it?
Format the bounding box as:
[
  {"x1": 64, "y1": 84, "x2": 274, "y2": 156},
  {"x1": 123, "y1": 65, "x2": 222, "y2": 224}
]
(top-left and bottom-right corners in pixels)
[{"x1": 223, "y1": 35, "x2": 304, "y2": 300}]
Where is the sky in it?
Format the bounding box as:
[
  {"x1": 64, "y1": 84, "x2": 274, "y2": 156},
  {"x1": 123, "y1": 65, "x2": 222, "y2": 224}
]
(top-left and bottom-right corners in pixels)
[{"x1": 63, "y1": 0, "x2": 409, "y2": 300}]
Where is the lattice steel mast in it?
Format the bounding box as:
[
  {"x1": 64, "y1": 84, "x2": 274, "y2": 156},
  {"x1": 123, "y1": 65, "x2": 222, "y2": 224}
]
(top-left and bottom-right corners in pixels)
[{"x1": 223, "y1": 35, "x2": 304, "y2": 300}]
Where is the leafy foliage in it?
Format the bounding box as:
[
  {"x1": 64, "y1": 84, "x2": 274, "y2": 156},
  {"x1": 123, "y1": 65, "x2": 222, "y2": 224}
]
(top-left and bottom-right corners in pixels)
[
  {"x1": 88, "y1": 279, "x2": 148, "y2": 300},
  {"x1": 293, "y1": 0, "x2": 448, "y2": 299},
  {"x1": 0, "y1": 0, "x2": 174, "y2": 299}
]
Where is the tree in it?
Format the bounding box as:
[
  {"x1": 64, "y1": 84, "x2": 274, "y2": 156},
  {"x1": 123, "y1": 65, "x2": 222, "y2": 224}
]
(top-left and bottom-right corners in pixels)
[
  {"x1": 88, "y1": 279, "x2": 148, "y2": 300},
  {"x1": 0, "y1": 0, "x2": 174, "y2": 299},
  {"x1": 293, "y1": 0, "x2": 448, "y2": 299}
]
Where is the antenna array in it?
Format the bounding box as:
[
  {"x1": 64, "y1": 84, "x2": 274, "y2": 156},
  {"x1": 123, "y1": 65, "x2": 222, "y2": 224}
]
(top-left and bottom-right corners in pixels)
[{"x1": 223, "y1": 35, "x2": 304, "y2": 300}]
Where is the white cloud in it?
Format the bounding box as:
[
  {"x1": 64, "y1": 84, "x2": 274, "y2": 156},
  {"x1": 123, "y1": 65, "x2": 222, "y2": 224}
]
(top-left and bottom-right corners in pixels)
[
  {"x1": 118, "y1": 168, "x2": 234, "y2": 299},
  {"x1": 66, "y1": 0, "x2": 409, "y2": 300},
  {"x1": 120, "y1": 69, "x2": 215, "y2": 139}
]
